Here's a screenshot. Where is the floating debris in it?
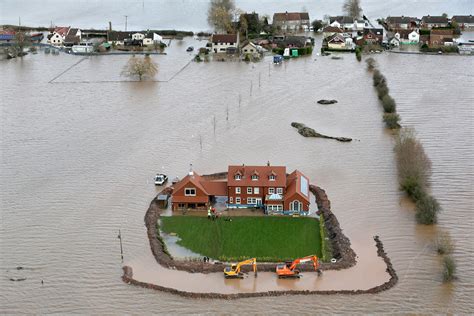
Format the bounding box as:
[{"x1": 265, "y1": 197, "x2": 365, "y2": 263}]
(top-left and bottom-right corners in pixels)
[
  {"x1": 317, "y1": 99, "x2": 338, "y2": 105},
  {"x1": 291, "y1": 122, "x2": 352, "y2": 142}
]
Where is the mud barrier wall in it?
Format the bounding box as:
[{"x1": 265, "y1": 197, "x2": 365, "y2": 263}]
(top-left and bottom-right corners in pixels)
[
  {"x1": 122, "y1": 236, "x2": 398, "y2": 299},
  {"x1": 144, "y1": 176, "x2": 356, "y2": 273}
]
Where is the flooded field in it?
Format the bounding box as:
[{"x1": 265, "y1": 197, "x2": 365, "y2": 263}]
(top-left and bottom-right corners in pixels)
[{"x1": 1, "y1": 36, "x2": 473, "y2": 314}]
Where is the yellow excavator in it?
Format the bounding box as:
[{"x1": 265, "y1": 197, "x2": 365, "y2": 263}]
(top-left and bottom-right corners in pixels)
[{"x1": 223, "y1": 258, "x2": 257, "y2": 279}]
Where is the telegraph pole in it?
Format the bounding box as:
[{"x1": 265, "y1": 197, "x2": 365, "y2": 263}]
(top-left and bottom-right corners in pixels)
[
  {"x1": 124, "y1": 15, "x2": 128, "y2": 31},
  {"x1": 118, "y1": 229, "x2": 124, "y2": 262}
]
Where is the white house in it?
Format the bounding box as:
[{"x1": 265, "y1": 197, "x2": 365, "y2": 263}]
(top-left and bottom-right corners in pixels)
[
  {"x1": 241, "y1": 41, "x2": 258, "y2": 54},
  {"x1": 408, "y1": 30, "x2": 420, "y2": 43},
  {"x1": 389, "y1": 37, "x2": 400, "y2": 47},
  {"x1": 211, "y1": 34, "x2": 238, "y2": 53},
  {"x1": 273, "y1": 12, "x2": 310, "y2": 31},
  {"x1": 131, "y1": 33, "x2": 145, "y2": 41},
  {"x1": 329, "y1": 16, "x2": 355, "y2": 31},
  {"x1": 143, "y1": 32, "x2": 163, "y2": 46},
  {"x1": 48, "y1": 26, "x2": 70, "y2": 46}
]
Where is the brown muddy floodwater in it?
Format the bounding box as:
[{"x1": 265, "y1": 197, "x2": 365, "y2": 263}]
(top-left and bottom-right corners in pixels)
[{"x1": 1, "y1": 37, "x2": 473, "y2": 314}]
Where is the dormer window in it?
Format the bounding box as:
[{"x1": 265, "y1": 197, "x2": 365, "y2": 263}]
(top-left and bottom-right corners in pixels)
[
  {"x1": 235, "y1": 174, "x2": 241, "y2": 180},
  {"x1": 269, "y1": 175, "x2": 276, "y2": 181},
  {"x1": 251, "y1": 174, "x2": 259, "y2": 181}
]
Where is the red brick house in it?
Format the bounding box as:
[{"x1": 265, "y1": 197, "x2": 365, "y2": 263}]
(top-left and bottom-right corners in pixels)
[
  {"x1": 171, "y1": 172, "x2": 227, "y2": 211},
  {"x1": 171, "y1": 164, "x2": 311, "y2": 215},
  {"x1": 429, "y1": 29, "x2": 454, "y2": 46},
  {"x1": 363, "y1": 28, "x2": 384, "y2": 44}
]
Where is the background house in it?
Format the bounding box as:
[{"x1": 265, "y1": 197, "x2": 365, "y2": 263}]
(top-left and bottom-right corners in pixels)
[
  {"x1": 107, "y1": 31, "x2": 132, "y2": 46},
  {"x1": 363, "y1": 28, "x2": 384, "y2": 44},
  {"x1": 452, "y1": 15, "x2": 474, "y2": 29},
  {"x1": 48, "y1": 26, "x2": 70, "y2": 46},
  {"x1": 210, "y1": 34, "x2": 238, "y2": 53},
  {"x1": 421, "y1": 15, "x2": 449, "y2": 28},
  {"x1": 429, "y1": 29, "x2": 454, "y2": 46},
  {"x1": 63, "y1": 28, "x2": 81, "y2": 47},
  {"x1": 273, "y1": 12, "x2": 310, "y2": 31},
  {"x1": 386, "y1": 16, "x2": 418, "y2": 30}
]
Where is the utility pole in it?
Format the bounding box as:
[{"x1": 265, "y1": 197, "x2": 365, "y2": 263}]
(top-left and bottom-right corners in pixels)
[
  {"x1": 117, "y1": 230, "x2": 124, "y2": 262},
  {"x1": 124, "y1": 15, "x2": 128, "y2": 31}
]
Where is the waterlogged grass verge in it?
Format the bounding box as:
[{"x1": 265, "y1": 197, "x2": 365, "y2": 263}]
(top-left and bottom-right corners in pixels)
[{"x1": 319, "y1": 213, "x2": 333, "y2": 262}]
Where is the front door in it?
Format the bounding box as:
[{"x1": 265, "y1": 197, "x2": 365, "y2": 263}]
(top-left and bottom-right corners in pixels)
[{"x1": 291, "y1": 200, "x2": 301, "y2": 212}]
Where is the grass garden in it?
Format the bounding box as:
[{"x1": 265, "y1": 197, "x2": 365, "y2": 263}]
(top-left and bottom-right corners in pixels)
[{"x1": 160, "y1": 216, "x2": 322, "y2": 262}]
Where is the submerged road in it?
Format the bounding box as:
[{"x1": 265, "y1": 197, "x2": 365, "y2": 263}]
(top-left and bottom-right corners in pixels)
[{"x1": 125, "y1": 237, "x2": 391, "y2": 295}]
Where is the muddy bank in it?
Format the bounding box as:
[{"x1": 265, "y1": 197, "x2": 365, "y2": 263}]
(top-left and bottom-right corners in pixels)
[
  {"x1": 122, "y1": 235, "x2": 397, "y2": 299},
  {"x1": 144, "y1": 175, "x2": 356, "y2": 273},
  {"x1": 291, "y1": 122, "x2": 352, "y2": 142}
]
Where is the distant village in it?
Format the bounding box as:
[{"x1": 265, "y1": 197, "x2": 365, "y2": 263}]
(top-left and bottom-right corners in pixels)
[{"x1": 1, "y1": 12, "x2": 473, "y2": 59}]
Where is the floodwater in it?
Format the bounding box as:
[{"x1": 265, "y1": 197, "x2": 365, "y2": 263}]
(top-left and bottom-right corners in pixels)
[{"x1": 1, "y1": 36, "x2": 473, "y2": 313}]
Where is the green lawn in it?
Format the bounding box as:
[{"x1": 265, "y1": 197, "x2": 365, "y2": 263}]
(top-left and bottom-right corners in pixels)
[{"x1": 160, "y1": 216, "x2": 322, "y2": 262}]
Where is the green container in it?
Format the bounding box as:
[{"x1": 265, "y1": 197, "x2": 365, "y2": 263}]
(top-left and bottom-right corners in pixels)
[{"x1": 291, "y1": 49, "x2": 299, "y2": 57}]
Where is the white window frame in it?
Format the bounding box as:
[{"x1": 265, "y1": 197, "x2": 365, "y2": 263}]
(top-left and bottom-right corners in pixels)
[
  {"x1": 276, "y1": 187, "x2": 283, "y2": 194},
  {"x1": 254, "y1": 187, "x2": 260, "y2": 194},
  {"x1": 247, "y1": 187, "x2": 252, "y2": 194},
  {"x1": 229, "y1": 197, "x2": 233, "y2": 203},
  {"x1": 184, "y1": 188, "x2": 196, "y2": 196},
  {"x1": 236, "y1": 187, "x2": 241, "y2": 194},
  {"x1": 269, "y1": 175, "x2": 276, "y2": 181},
  {"x1": 251, "y1": 174, "x2": 258, "y2": 181},
  {"x1": 236, "y1": 197, "x2": 241, "y2": 204},
  {"x1": 235, "y1": 174, "x2": 241, "y2": 180},
  {"x1": 269, "y1": 188, "x2": 275, "y2": 194},
  {"x1": 247, "y1": 197, "x2": 256, "y2": 204}
]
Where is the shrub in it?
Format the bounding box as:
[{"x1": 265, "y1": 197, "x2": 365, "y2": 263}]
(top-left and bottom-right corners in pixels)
[
  {"x1": 382, "y1": 95, "x2": 396, "y2": 113},
  {"x1": 400, "y1": 176, "x2": 426, "y2": 201},
  {"x1": 442, "y1": 255, "x2": 456, "y2": 282},
  {"x1": 383, "y1": 113, "x2": 401, "y2": 129},
  {"x1": 415, "y1": 194, "x2": 441, "y2": 224},
  {"x1": 376, "y1": 82, "x2": 389, "y2": 99},
  {"x1": 373, "y1": 70, "x2": 386, "y2": 86},
  {"x1": 355, "y1": 46, "x2": 361, "y2": 61},
  {"x1": 394, "y1": 129, "x2": 432, "y2": 199},
  {"x1": 366, "y1": 57, "x2": 376, "y2": 70},
  {"x1": 435, "y1": 232, "x2": 454, "y2": 255}
]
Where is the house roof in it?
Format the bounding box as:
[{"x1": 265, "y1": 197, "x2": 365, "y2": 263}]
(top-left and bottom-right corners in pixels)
[
  {"x1": 322, "y1": 26, "x2": 344, "y2": 33},
  {"x1": 273, "y1": 12, "x2": 309, "y2": 22},
  {"x1": 330, "y1": 16, "x2": 353, "y2": 24},
  {"x1": 241, "y1": 41, "x2": 257, "y2": 49},
  {"x1": 452, "y1": 15, "x2": 474, "y2": 23},
  {"x1": 227, "y1": 165, "x2": 286, "y2": 187},
  {"x1": 68, "y1": 28, "x2": 79, "y2": 36},
  {"x1": 108, "y1": 31, "x2": 132, "y2": 41},
  {"x1": 422, "y1": 16, "x2": 449, "y2": 24},
  {"x1": 285, "y1": 170, "x2": 310, "y2": 203},
  {"x1": 53, "y1": 26, "x2": 70, "y2": 36},
  {"x1": 64, "y1": 35, "x2": 80, "y2": 44},
  {"x1": 363, "y1": 28, "x2": 383, "y2": 36},
  {"x1": 327, "y1": 33, "x2": 345, "y2": 43},
  {"x1": 172, "y1": 172, "x2": 228, "y2": 199},
  {"x1": 201, "y1": 181, "x2": 228, "y2": 196},
  {"x1": 431, "y1": 29, "x2": 454, "y2": 35},
  {"x1": 386, "y1": 16, "x2": 418, "y2": 24},
  {"x1": 211, "y1": 34, "x2": 237, "y2": 43}
]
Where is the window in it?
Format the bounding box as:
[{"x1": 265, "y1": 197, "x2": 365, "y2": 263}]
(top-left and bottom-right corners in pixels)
[
  {"x1": 254, "y1": 187, "x2": 259, "y2": 194},
  {"x1": 247, "y1": 187, "x2": 252, "y2": 194},
  {"x1": 269, "y1": 175, "x2": 276, "y2": 181},
  {"x1": 251, "y1": 174, "x2": 259, "y2": 180},
  {"x1": 235, "y1": 174, "x2": 241, "y2": 180},
  {"x1": 236, "y1": 197, "x2": 241, "y2": 204},
  {"x1": 184, "y1": 188, "x2": 196, "y2": 196},
  {"x1": 269, "y1": 188, "x2": 275, "y2": 194},
  {"x1": 277, "y1": 187, "x2": 283, "y2": 194},
  {"x1": 229, "y1": 197, "x2": 233, "y2": 203},
  {"x1": 236, "y1": 187, "x2": 241, "y2": 194},
  {"x1": 178, "y1": 203, "x2": 185, "y2": 209},
  {"x1": 247, "y1": 197, "x2": 256, "y2": 204}
]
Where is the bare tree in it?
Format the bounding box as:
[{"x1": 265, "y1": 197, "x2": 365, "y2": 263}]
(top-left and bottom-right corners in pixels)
[
  {"x1": 342, "y1": 0, "x2": 362, "y2": 19},
  {"x1": 10, "y1": 31, "x2": 31, "y2": 57},
  {"x1": 207, "y1": 0, "x2": 235, "y2": 32},
  {"x1": 122, "y1": 54, "x2": 158, "y2": 81}
]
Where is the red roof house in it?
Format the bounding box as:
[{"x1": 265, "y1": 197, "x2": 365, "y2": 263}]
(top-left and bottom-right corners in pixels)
[{"x1": 171, "y1": 164, "x2": 311, "y2": 214}]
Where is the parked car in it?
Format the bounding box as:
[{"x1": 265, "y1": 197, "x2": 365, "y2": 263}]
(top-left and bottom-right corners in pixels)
[
  {"x1": 154, "y1": 173, "x2": 168, "y2": 185},
  {"x1": 186, "y1": 46, "x2": 194, "y2": 52}
]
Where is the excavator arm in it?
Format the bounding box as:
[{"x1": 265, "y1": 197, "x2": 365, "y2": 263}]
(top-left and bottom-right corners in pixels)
[{"x1": 276, "y1": 255, "x2": 320, "y2": 278}]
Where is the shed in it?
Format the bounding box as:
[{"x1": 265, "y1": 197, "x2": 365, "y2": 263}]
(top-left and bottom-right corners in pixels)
[{"x1": 156, "y1": 194, "x2": 169, "y2": 208}]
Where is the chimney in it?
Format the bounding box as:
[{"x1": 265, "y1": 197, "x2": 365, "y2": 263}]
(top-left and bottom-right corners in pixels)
[
  {"x1": 109, "y1": 21, "x2": 112, "y2": 31},
  {"x1": 267, "y1": 161, "x2": 270, "y2": 166},
  {"x1": 189, "y1": 163, "x2": 194, "y2": 176}
]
